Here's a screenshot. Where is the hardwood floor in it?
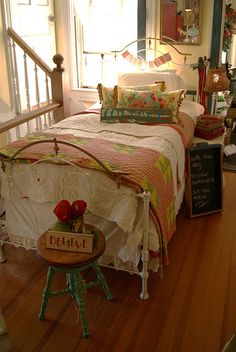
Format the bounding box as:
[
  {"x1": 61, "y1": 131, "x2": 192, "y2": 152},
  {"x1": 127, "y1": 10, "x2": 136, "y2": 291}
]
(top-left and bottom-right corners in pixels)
[{"x1": 0, "y1": 171, "x2": 236, "y2": 352}]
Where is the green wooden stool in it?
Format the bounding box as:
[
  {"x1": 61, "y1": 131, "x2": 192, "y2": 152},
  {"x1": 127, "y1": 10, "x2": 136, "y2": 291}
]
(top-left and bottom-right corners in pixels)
[{"x1": 36, "y1": 224, "x2": 112, "y2": 337}]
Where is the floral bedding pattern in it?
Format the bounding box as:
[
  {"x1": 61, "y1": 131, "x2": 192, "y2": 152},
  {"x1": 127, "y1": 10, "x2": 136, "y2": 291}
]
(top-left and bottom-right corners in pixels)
[{"x1": 116, "y1": 88, "x2": 185, "y2": 123}]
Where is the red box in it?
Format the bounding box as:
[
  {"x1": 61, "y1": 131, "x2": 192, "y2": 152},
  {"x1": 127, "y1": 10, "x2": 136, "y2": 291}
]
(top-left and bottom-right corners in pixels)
[{"x1": 162, "y1": 3, "x2": 177, "y2": 40}]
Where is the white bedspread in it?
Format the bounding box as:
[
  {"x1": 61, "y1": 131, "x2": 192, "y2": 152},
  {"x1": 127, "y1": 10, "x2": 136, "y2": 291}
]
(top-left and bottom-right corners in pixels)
[{"x1": 47, "y1": 113, "x2": 185, "y2": 196}]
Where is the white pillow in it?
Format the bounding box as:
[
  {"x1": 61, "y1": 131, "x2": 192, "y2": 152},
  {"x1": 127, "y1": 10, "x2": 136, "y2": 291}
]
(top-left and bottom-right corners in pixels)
[
  {"x1": 117, "y1": 71, "x2": 186, "y2": 92},
  {"x1": 179, "y1": 100, "x2": 204, "y2": 125},
  {"x1": 154, "y1": 69, "x2": 177, "y2": 74}
]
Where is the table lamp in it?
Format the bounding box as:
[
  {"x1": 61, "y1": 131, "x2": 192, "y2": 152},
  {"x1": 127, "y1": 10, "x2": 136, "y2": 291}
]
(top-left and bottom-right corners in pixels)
[{"x1": 204, "y1": 66, "x2": 230, "y2": 114}]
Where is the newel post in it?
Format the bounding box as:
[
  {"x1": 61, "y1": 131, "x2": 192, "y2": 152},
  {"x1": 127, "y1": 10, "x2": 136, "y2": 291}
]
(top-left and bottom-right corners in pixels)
[{"x1": 51, "y1": 54, "x2": 65, "y2": 123}]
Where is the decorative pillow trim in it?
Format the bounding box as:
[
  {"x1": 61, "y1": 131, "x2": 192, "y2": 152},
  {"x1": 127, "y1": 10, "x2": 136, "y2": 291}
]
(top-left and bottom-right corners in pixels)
[
  {"x1": 100, "y1": 107, "x2": 174, "y2": 124},
  {"x1": 97, "y1": 84, "x2": 117, "y2": 108},
  {"x1": 97, "y1": 83, "x2": 103, "y2": 103}
]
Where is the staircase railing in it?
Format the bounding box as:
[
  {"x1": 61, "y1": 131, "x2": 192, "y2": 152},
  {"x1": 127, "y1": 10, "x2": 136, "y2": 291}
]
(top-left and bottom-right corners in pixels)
[{"x1": 0, "y1": 27, "x2": 64, "y2": 143}]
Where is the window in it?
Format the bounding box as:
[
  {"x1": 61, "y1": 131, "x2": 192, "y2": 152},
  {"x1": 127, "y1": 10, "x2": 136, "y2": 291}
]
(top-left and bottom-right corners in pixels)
[{"x1": 72, "y1": 0, "x2": 155, "y2": 88}]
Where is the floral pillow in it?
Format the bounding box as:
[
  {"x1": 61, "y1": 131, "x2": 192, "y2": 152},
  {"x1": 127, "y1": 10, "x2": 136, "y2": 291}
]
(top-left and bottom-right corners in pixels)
[
  {"x1": 97, "y1": 84, "x2": 117, "y2": 109},
  {"x1": 97, "y1": 82, "x2": 165, "y2": 109},
  {"x1": 116, "y1": 87, "x2": 185, "y2": 123}
]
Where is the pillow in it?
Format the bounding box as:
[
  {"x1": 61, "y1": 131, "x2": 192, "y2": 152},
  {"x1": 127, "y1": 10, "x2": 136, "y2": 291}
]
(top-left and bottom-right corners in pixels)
[
  {"x1": 117, "y1": 72, "x2": 186, "y2": 92},
  {"x1": 100, "y1": 106, "x2": 174, "y2": 124},
  {"x1": 122, "y1": 82, "x2": 166, "y2": 92},
  {"x1": 116, "y1": 87, "x2": 185, "y2": 123},
  {"x1": 155, "y1": 69, "x2": 177, "y2": 74},
  {"x1": 97, "y1": 84, "x2": 117, "y2": 109},
  {"x1": 179, "y1": 101, "x2": 205, "y2": 125},
  {"x1": 97, "y1": 82, "x2": 165, "y2": 109}
]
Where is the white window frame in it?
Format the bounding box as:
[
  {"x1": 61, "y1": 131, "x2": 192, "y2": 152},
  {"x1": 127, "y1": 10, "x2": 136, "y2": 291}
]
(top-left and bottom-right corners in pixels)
[{"x1": 57, "y1": 0, "x2": 157, "y2": 113}]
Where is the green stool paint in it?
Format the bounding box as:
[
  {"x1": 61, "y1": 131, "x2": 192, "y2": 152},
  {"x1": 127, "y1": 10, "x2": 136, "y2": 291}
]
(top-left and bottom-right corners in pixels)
[{"x1": 37, "y1": 224, "x2": 112, "y2": 337}]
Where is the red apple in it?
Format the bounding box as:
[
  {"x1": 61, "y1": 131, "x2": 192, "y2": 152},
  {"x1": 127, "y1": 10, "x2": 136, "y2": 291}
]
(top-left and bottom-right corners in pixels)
[
  {"x1": 71, "y1": 200, "x2": 87, "y2": 219},
  {"x1": 53, "y1": 199, "x2": 72, "y2": 223}
]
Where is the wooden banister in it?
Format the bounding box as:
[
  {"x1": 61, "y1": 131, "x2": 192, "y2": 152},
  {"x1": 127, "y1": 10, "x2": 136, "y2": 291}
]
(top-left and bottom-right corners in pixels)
[
  {"x1": 7, "y1": 27, "x2": 52, "y2": 76},
  {"x1": 0, "y1": 102, "x2": 60, "y2": 134},
  {"x1": 51, "y1": 54, "x2": 65, "y2": 122},
  {"x1": 1, "y1": 28, "x2": 66, "y2": 141}
]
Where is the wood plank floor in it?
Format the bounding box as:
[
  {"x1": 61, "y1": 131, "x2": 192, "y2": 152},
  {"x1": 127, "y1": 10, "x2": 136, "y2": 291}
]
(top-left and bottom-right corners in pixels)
[{"x1": 0, "y1": 171, "x2": 236, "y2": 352}]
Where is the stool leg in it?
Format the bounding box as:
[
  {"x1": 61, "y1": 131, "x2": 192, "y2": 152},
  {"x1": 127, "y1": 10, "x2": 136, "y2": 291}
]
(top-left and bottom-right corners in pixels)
[
  {"x1": 92, "y1": 262, "x2": 113, "y2": 300},
  {"x1": 66, "y1": 273, "x2": 72, "y2": 295},
  {"x1": 39, "y1": 266, "x2": 55, "y2": 320},
  {"x1": 69, "y1": 272, "x2": 90, "y2": 337}
]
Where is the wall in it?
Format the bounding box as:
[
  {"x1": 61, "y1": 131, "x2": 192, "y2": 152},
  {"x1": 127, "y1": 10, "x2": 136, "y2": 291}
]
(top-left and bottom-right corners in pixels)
[{"x1": 54, "y1": 0, "x2": 77, "y2": 117}]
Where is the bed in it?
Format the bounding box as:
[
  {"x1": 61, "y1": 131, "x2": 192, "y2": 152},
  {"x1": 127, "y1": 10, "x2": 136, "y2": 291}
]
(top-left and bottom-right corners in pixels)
[{"x1": 0, "y1": 47, "x2": 205, "y2": 299}]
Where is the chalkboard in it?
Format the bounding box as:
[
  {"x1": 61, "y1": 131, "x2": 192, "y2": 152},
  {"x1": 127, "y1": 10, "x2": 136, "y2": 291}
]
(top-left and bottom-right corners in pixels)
[{"x1": 186, "y1": 143, "x2": 223, "y2": 218}]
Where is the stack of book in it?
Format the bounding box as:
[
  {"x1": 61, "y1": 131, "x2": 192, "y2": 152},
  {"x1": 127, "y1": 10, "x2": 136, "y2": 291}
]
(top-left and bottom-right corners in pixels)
[{"x1": 194, "y1": 115, "x2": 225, "y2": 140}]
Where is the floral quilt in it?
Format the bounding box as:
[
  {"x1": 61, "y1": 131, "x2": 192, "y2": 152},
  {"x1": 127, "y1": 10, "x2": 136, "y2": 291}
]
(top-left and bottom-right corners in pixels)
[{"x1": 0, "y1": 132, "x2": 176, "y2": 264}]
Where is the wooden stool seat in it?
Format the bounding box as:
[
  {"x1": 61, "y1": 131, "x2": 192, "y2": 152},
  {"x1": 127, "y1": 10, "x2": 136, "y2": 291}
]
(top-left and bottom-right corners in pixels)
[
  {"x1": 37, "y1": 224, "x2": 106, "y2": 267},
  {"x1": 36, "y1": 224, "x2": 112, "y2": 337}
]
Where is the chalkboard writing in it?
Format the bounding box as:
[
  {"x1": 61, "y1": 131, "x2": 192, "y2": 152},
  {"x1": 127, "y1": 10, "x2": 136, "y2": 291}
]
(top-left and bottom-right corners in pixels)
[{"x1": 186, "y1": 143, "x2": 222, "y2": 218}]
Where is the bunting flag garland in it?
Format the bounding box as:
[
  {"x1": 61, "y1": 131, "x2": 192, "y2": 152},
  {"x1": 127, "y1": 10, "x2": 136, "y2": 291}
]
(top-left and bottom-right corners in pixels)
[
  {"x1": 122, "y1": 50, "x2": 172, "y2": 68},
  {"x1": 154, "y1": 52, "x2": 172, "y2": 67},
  {"x1": 122, "y1": 50, "x2": 130, "y2": 59}
]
